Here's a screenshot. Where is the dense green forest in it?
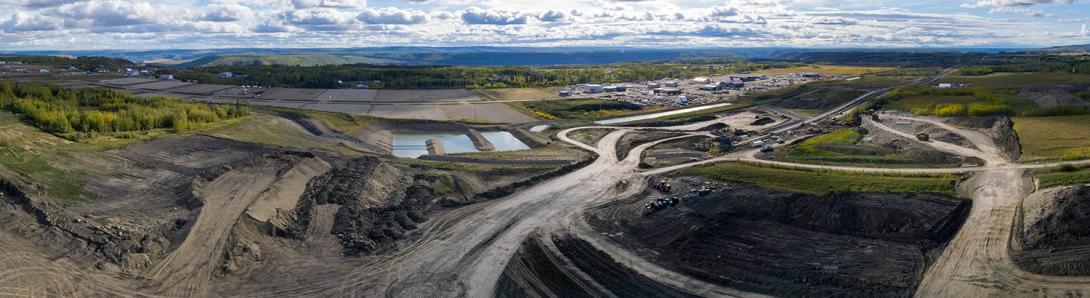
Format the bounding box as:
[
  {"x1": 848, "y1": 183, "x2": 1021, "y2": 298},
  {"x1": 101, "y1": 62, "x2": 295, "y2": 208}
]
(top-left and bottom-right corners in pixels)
[
  {"x1": 174, "y1": 61, "x2": 795, "y2": 89},
  {"x1": 0, "y1": 82, "x2": 246, "y2": 140},
  {"x1": 0, "y1": 56, "x2": 135, "y2": 71}
]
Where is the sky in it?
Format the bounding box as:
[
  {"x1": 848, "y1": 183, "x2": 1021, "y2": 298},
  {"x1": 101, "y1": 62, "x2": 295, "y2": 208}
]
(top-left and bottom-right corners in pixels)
[{"x1": 0, "y1": 0, "x2": 1088, "y2": 50}]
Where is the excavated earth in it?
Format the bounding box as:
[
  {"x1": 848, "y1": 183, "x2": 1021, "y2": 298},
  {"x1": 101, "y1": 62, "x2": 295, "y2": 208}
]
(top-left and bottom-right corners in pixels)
[
  {"x1": 586, "y1": 180, "x2": 971, "y2": 297},
  {"x1": 495, "y1": 234, "x2": 698, "y2": 298},
  {"x1": 942, "y1": 116, "x2": 1022, "y2": 161},
  {"x1": 1013, "y1": 184, "x2": 1090, "y2": 276}
]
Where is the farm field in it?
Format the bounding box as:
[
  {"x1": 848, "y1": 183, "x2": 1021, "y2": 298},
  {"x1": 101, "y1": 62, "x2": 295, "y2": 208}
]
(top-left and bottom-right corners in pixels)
[
  {"x1": 758, "y1": 65, "x2": 895, "y2": 76},
  {"x1": 476, "y1": 87, "x2": 562, "y2": 101},
  {"x1": 374, "y1": 89, "x2": 482, "y2": 102},
  {"x1": 168, "y1": 84, "x2": 235, "y2": 95},
  {"x1": 1037, "y1": 166, "x2": 1090, "y2": 189},
  {"x1": 127, "y1": 80, "x2": 193, "y2": 91},
  {"x1": 680, "y1": 162, "x2": 958, "y2": 194},
  {"x1": 317, "y1": 89, "x2": 378, "y2": 102},
  {"x1": 941, "y1": 72, "x2": 1090, "y2": 89},
  {"x1": 1014, "y1": 115, "x2": 1090, "y2": 161}
]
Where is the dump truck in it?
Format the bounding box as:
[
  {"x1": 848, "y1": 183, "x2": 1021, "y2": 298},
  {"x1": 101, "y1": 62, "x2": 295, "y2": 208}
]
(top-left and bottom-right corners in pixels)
[{"x1": 916, "y1": 133, "x2": 930, "y2": 142}]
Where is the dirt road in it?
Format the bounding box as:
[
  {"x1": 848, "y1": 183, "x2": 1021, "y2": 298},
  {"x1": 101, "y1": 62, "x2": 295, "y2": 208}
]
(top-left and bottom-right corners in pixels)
[{"x1": 6, "y1": 66, "x2": 1090, "y2": 296}]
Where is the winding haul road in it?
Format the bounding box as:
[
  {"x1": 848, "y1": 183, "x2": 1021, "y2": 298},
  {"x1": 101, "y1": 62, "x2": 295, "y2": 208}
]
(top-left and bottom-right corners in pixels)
[{"x1": 5, "y1": 65, "x2": 1090, "y2": 297}]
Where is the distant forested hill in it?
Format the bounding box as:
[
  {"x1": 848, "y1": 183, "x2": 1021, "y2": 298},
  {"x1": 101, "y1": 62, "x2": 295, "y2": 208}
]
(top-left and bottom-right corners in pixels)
[{"x1": 172, "y1": 55, "x2": 403, "y2": 68}]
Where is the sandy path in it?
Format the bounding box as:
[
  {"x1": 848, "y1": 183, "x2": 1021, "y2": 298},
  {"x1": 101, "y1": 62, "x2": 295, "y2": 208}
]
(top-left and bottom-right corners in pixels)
[
  {"x1": 143, "y1": 162, "x2": 285, "y2": 296},
  {"x1": 142, "y1": 156, "x2": 327, "y2": 296}
]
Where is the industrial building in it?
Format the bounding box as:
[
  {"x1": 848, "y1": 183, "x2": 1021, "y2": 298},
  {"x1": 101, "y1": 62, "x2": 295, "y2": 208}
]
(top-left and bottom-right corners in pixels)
[
  {"x1": 731, "y1": 74, "x2": 766, "y2": 82},
  {"x1": 653, "y1": 87, "x2": 682, "y2": 95},
  {"x1": 583, "y1": 84, "x2": 604, "y2": 93}
]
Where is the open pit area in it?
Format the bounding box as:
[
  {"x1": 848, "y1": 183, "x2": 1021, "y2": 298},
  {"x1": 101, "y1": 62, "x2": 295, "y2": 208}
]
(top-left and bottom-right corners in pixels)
[
  {"x1": 6, "y1": 63, "x2": 1090, "y2": 297},
  {"x1": 1013, "y1": 185, "x2": 1090, "y2": 276},
  {"x1": 586, "y1": 177, "x2": 970, "y2": 297},
  {"x1": 0, "y1": 104, "x2": 592, "y2": 296}
]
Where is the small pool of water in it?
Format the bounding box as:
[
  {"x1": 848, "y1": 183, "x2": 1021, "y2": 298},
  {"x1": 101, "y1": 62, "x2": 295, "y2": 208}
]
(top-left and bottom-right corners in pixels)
[
  {"x1": 594, "y1": 102, "x2": 733, "y2": 125},
  {"x1": 480, "y1": 131, "x2": 531, "y2": 151},
  {"x1": 392, "y1": 130, "x2": 530, "y2": 158},
  {"x1": 392, "y1": 133, "x2": 479, "y2": 158}
]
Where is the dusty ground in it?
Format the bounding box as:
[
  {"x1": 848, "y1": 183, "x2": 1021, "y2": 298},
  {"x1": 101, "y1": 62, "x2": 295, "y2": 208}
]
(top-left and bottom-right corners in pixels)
[
  {"x1": 614, "y1": 131, "x2": 688, "y2": 160},
  {"x1": 4, "y1": 66, "x2": 1090, "y2": 298},
  {"x1": 587, "y1": 177, "x2": 969, "y2": 297},
  {"x1": 1013, "y1": 185, "x2": 1090, "y2": 276}
]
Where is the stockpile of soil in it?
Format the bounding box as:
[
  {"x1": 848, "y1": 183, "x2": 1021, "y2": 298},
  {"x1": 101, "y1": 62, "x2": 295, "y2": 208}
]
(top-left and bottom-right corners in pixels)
[
  {"x1": 496, "y1": 234, "x2": 697, "y2": 298},
  {"x1": 495, "y1": 235, "x2": 596, "y2": 298},
  {"x1": 1018, "y1": 85, "x2": 1090, "y2": 107},
  {"x1": 615, "y1": 131, "x2": 685, "y2": 160},
  {"x1": 944, "y1": 116, "x2": 1021, "y2": 161},
  {"x1": 1013, "y1": 185, "x2": 1090, "y2": 275},
  {"x1": 290, "y1": 156, "x2": 431, "y2": 256},
  {"x1": 589, "y1": 183, "x2": 970, "y2": 297}
]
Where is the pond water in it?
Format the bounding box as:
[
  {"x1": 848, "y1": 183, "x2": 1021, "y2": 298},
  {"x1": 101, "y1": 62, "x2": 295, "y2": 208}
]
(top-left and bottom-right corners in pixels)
[
  {"x1": 392, "y1": 133, "x2": 479, "y2": 158},
  {"x1": 594, "y1": 102, "x2": 734, "y2": 125},
  {"x1": 480, "y1": 131, "x2": 531, "y2": 151},
  {"x1": 392, "y1": 131, "x2": 530, "y2": 158}
]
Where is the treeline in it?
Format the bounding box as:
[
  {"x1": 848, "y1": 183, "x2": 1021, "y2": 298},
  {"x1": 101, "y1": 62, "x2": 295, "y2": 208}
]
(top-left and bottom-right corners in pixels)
[
  {"x1": 174, "y1": 61, "x2": 796, "y2": 90},
  {"x1": 0, "y1": 82, "x2": 246, "y2": 139},
  {"x1": 0, "y1": 56, "x2": 135, "y2": 71},
  {"x1": 959, "y1": 56, "x2": 1090, "y2": 76}
]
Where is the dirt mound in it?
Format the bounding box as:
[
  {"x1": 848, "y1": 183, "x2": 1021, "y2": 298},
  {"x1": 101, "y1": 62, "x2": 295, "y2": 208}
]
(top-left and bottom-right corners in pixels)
[
  {"x1": 289, "y1": 157, "x2": 432, "y2": 256},
  {"x1": 750, "y1": 117, "x2": 775, "y2": 126},
  {"x1": 589, "y1": 182, "x2": 969, "y2": 297},
  {"x1": 1018, "y1": 85, "x2": 1090, "y2": 107},
  {"x1": 1013, "y1": 185, "x2": 1090, "y2": 276},
  {"x1": 496, "y1": 234, "x2": 697, "y2": 298},
  {"x1": 943, "y1": 116, "x2": 1021, "y2": 161},
  {"x1": 859, "y1": 125, "x2": 977, "y2": 166},
  {"x1": 615, "y1": 131, "x2": 685, "y2": 160}
]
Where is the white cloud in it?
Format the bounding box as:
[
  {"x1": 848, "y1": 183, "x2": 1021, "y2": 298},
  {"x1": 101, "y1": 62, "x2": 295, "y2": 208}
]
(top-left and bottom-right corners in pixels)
[
  {"x1": 460, "y1": 7, "x2": 531, "y2": 25},
  {"x1": 53, "y1": 0, "x2": 160, "y2": 27},
  {"x1": 358, "y1": 7, "x2": 428, "y2": 24},
  {"x1": 961, "y1": 0, "x2": 1075, "y2": 16},
  {"x1": 0, "y1": 0, "x2": 85, "y2": 8},
  {"x1": 0, "y1": 0, "x2": 1085, "y2": 50},
  {"x1": 2, "y1": 11, "x2": 62, "y2": 32},
  {"x1": 202, "y1": 4, "x2": 254, "y2": 22},
  {"x1": 291, "y1": 0, "x2": 367, "y2": 9}
]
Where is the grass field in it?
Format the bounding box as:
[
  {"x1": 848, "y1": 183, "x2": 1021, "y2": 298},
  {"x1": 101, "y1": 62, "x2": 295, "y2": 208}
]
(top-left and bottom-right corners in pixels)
[
  {"x1": 1014, "y1": 115, "x2": 1090, "y2": 161},
  {"x1": 512, "y1": 98, "x2": 660, "y2": 120},
  {"x1": 476, "y1": 87, "x2": 561, "y2": 101},
  {"x1": 296, "y1": 109, "x2": 369, "y2": 134},
  {"x1": 775, "y1": 129, "x2": 931, "y2": 167},
  {"x1": 942, "y1": 72, "x2": 1090, "y2": 89},
  {"x1": 758, "y1": 65, "x2": 895, "y2": 76},
  {"x1": 1037, "y1": 165, "x2": 1090, "y2": 189},
  {"x1": 206, "y1": 113, "x2": 345, "y2": 154},
  {"x1": 0, "y1": 112, "x2": 100, "y2": 202},
  {"x1": 681, "y1": 162, "x2": 958, "y2": 194},
  {"x1": 753, "y1": 79, "x2": 872, "y2": 110}
]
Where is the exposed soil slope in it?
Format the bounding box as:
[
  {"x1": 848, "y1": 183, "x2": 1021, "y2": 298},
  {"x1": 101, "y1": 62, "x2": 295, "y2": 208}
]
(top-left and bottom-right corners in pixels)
[
  {"x1": 1014, "y1": 185, "x2": 1090, "y2": 276},
  {"x1": 589, "y1": 182, "x2": 970, "y2": 297}
]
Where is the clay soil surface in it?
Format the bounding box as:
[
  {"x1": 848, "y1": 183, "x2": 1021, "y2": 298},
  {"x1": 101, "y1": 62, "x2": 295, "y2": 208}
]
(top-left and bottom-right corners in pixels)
[
  {"x1": 588, "y1": 177, "x2": 970, "y2": 297},
  {"x1": 1013, "y1": 185, "x2": 1090, "y2": 276}
]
